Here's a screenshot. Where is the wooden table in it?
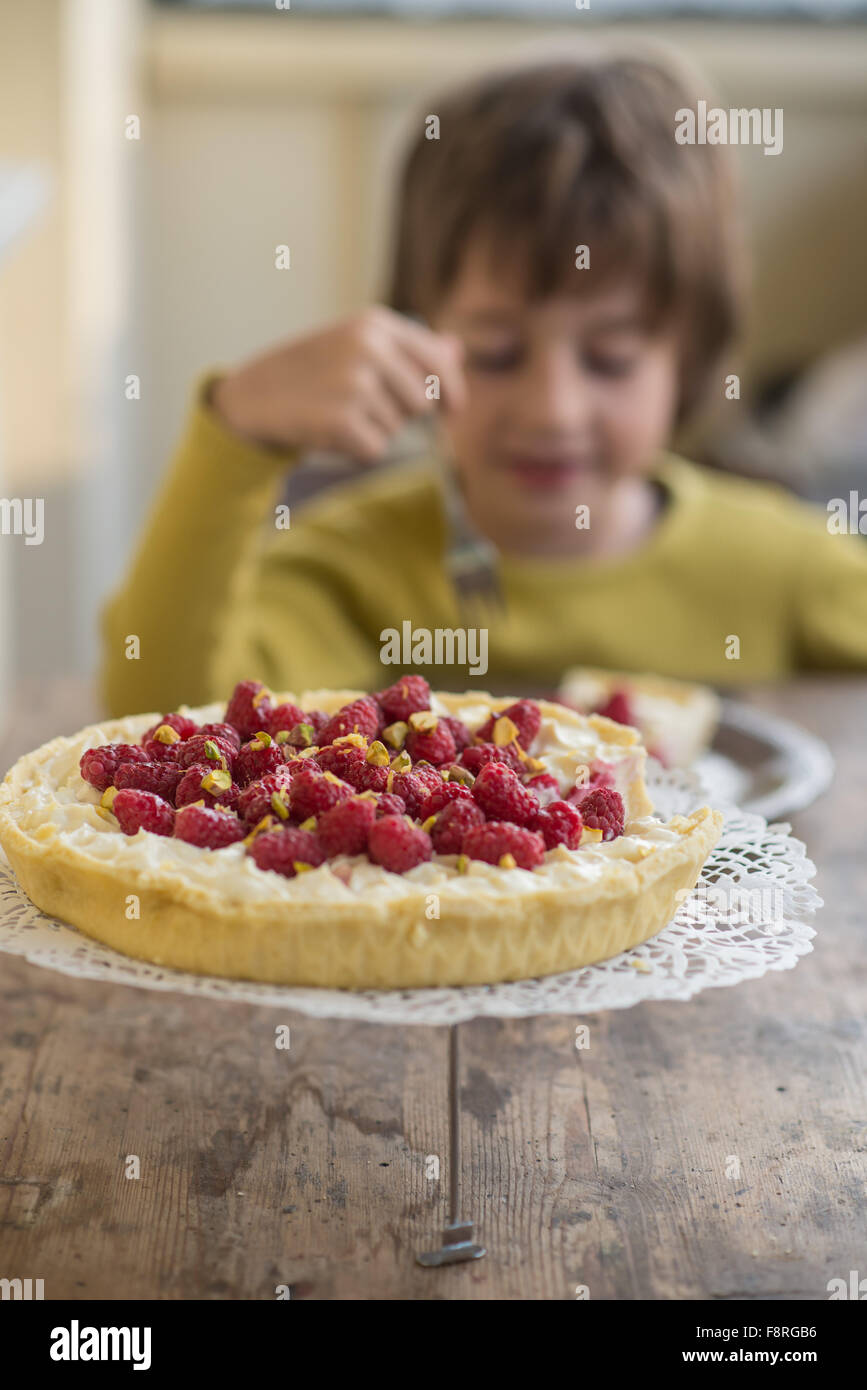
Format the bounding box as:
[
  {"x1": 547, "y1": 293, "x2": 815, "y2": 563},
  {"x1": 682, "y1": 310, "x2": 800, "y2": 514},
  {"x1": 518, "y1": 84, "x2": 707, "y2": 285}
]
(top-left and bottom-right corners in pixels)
[{"x1": 1, "y1": 675, "x2": 864, "y2": 1300}]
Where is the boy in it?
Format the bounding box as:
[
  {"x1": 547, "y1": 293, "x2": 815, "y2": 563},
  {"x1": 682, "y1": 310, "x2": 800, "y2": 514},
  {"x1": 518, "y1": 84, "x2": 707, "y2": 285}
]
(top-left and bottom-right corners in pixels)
[{"x1": 100, "y1": 52, "x2": 867, "y2": 719}]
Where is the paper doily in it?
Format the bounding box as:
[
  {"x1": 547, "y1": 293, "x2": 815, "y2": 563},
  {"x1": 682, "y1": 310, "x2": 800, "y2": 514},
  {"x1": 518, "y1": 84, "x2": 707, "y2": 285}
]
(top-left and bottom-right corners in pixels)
[{"x1": 0, "y1": 767, "x2": 820, "y2": 1025}]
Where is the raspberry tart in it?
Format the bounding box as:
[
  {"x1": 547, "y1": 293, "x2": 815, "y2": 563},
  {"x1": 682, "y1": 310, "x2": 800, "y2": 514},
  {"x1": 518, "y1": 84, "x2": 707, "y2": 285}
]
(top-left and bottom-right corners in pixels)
[
  {"x1": 0, "y1": 678, "x2": 722, "y2": 989},
  {"x1": 558, "y1": 666, "x2": 721, "y2": 768}
]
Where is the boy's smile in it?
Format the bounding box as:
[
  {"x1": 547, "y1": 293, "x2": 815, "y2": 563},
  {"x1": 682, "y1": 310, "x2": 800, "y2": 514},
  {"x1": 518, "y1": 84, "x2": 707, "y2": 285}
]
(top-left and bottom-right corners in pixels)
[{"x1": 430, "y1": 238, "x2": 681, "y2": 558}]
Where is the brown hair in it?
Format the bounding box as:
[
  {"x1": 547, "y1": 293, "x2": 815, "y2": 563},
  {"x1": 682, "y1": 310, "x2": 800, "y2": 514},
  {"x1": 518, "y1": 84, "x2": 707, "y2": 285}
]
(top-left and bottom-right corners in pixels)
[{"x1": 386, "y1": 49, "x2": 744, "y2": 421}]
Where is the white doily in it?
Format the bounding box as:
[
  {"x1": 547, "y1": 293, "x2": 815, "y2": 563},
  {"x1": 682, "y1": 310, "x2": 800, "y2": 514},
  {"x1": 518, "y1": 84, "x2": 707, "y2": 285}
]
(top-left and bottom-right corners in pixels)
[{"x1": 0, "y1": 766, "x2": 820, "y2": 1025}]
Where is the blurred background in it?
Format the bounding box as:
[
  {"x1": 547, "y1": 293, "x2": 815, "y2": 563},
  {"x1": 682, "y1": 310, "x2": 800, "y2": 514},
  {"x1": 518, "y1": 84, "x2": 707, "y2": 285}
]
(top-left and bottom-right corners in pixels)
[{"x1": 0, "y1": 0, "x2": 865, "y2": 724}]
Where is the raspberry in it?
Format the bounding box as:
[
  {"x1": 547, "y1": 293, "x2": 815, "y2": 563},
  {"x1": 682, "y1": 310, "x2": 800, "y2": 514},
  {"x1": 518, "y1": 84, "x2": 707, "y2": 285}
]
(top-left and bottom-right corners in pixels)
[
  {"x1": 174, "y1": 804, "x2": 246, "y2": 850},
  {"x1": 352, "y1": 762, "x2": 390, "y2": 795},
  {"x1": 376, "y1": 674, "x2": 430, "y2": 724},
  {"x1": 386, "y1": 770, "x2": 428, "y2": 818},
  {"x1": 289, "y1": 764, "x2": 353, "y2": 822},
  {"x1": 112, "y1": 788, "x2": 175, "y2": 837},
  {"x1": 594, "y1": 689, "x2": 635, "y2": 727},
  {"x1": 429, "y1": 798, "x2": 485, "y2": 854},
  {"x1": 233, "y1": 739, "x2": 286, "y2": 788},
  {"x1": 525, "y1": 772, "x2": 560, "y2": 806},
  {"x1": 176, "y1": 733, "x2": 237, "y2": 772},
  {"x1": 175, "y1": 765, "x2": 240, "y2": 811},
  {"x1": 265, "y1": 702, "x2": 307, "y2": 737},
  {"x1": 367, "y1": 815, "x2": 432, "y2": 874},
  {"x1": 199, "y1": 721, "x2": 242, "y2": 752},
  {"x1": 568, "y1": 786, "x2": 624, "y2": 840},
  {"x1": 318, "y1": 697, "x2": 382, "y2": 746},
  {"x1": 315, "y1": 744, "x2": 367, "y2": 782},
  {"x1": 409, "y1": 763, "x2": 443, "y2": 794},
  {"x1": 318, "y1": 797, "x2": 377, "y2": 857},
  {"x1": 225, "y1": 679, "x2": 273, "y2": 739},
  {"x1": 463, "y1": 822, "x2": 545, "y2": 870},
  {"x1": 141, "y1": 737, "x2": 182, "y2": 764},
  {"x1": 80, "y1": 743, "x2": 149, "y2": 793},
  {"x1": 372, "y1": 791, "x2": 406, "y2": 817},
  {"x1": 533, "y1": 800, "x2": 583, "y2": 850},
  {"x1": 476, "y1": 699, "x2": 541, "y2": 751},
  {"x1": 460, "y1": 742, "x2": 523, "y2": 776},
  {"x1": 115, "y1": 759, "x2": 184, "y2": 803},
  {"x1": 440, "y1": 715, "x2": 471, "y2": 752},
  {"x1": 472, "y1": 762, "x2": 540, "y2": 826},
  {"x1": 405, "y1": 723, "x2": 456, "y2": 767},
  {"x1": 141, "y1": 712, "x2": 199, "y2": 743},
  {"x1": 418, "y1": 782, "x2": 473, "y2": 822},
  {"x1": 237, "y1": 766, "x2": 296, "y2": 826},
  {"x1": 248, "y1": 827, "x2": 326, "y2": 877}
]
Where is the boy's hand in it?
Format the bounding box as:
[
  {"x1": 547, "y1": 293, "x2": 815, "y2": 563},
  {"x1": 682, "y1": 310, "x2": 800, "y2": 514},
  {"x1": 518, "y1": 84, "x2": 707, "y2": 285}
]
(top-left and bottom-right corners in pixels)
[{"x1": 210, "y1": 307, "x2": 466, "y2": 461}]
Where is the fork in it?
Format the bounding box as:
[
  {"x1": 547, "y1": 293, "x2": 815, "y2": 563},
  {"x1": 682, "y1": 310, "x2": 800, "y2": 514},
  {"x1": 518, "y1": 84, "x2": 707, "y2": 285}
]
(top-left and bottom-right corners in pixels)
[{"x1": 436, "y1": 443, "x2": 507, "y2": 625}]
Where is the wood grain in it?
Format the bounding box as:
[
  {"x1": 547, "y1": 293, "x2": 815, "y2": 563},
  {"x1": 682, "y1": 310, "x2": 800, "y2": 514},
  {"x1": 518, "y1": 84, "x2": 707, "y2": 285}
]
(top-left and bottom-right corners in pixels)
[{"x1": 0, "y1": 676, "x2": 864, "y2": 1299}]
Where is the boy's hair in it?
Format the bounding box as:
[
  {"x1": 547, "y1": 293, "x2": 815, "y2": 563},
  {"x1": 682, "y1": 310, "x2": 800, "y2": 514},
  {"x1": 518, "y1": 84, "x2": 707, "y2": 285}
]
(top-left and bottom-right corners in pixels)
[{"x1": 386, "y1": 49, "x2": 743, "y2": 422}]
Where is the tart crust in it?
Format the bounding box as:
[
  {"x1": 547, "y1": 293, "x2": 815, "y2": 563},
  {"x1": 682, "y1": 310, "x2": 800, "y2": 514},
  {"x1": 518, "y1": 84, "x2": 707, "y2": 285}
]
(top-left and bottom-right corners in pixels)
[{"x1": 0, "y1": 691, "x2": 723, "y2": 990}]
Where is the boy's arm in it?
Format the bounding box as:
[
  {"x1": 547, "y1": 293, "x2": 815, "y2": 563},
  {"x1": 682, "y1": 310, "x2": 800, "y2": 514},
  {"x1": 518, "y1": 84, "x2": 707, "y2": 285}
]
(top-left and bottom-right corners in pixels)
[
  {"x1": 794, "y1": 517, "x2": 867, "y2": 670},
  {"x1": 99, "y1": 372, "x2": 298, "y2": 717}
]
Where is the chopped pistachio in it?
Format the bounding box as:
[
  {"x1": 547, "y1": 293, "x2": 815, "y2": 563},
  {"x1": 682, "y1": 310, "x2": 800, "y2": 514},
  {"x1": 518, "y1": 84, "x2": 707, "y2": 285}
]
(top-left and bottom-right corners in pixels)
[
  {"x1": 445, "y1": 765, "x2": 475, "y2": 786},
  {"x1": 251, "y1": 688, "x2": 271, "y2": 709},
  {"x1": 153, "y1": 723, "x2": 181, "y2": 745},
  {"x1": 322, "y1": 771, "x2": 344, "y2": 785},
  {"x1": 203, "y1": 739, "x2": 222, "y2": 762},
  {"x1": 292, "y1": 861, "x2": 314, "y2": 874},
  {"x1": 365, "y1": 740, "x2": 390, "y2": 768},
  {"x1": 421, "y1": 814, "x2": 437, "y2": 833},
  {"x1": 299, "y1": 816, "x2": 318, "y2": 832},
  {"x1": 270, "y1": 791, "x2": 290, "y2": 820},
  {"x1": 498, "y1": 853, "x2": 517, "y2": 869},
  {"x1": 408, "y1": 710, "x2": 438, "y2": 733},
  {"x1": 523, "y1": 756, "x2": 545, "y2": 774},
  {"x1": 381, "y1": 721, "x2": 408, "y2": 749},
  {"x1": 255, "y1": 729, "x2": 272, "y2": 747},
  {"x1": 287, "y1": 723, "x2": 315, "y2": 748},
  {"x1": 334, "y1": 732, "x2": 367, "y2": 748},
  {"x1": 296, "y1": 745, "x2": 320, "y2": 759},
  {"x1": 456, "y1": 854, "x2": 469, "y2": 874},
  {"x1": 100, "y1": 785, "x2": 118, "y2": 810},
  {"x1": 275, "y1": 729, "x2": 291, "y2": 744},
  {"x1": 492, "y1": 715, "x2": 519, "y2": 747},
  {"x1": 94, "y1": 805, "x2": 116, "y2": 823},
  {"x1": 201, "y1": 769, "x2": 232, "y2": 794},
  {"x1": 390, "y1": 750, "x2": 412, "y2": 775}
]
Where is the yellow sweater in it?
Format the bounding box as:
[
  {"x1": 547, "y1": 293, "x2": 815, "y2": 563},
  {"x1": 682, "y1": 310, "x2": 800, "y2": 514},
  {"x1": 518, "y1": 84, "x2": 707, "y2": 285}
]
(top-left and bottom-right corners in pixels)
[{"x1": 99, "y1": 372, "x2": 867, "y2": 718}]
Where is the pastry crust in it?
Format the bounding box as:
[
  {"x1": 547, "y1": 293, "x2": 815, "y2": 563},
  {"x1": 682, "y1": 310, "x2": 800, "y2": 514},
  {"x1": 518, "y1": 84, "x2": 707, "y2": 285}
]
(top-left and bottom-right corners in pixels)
[{"x1": 0, "y1": 691, "x2": 723, "y2": 989}]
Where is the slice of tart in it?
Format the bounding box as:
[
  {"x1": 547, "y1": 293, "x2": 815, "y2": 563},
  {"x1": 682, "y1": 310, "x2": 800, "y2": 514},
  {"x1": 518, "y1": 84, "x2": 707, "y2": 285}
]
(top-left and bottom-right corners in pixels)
[
  {"x1": 558, "y1": 666, "x2": 721, "y2": 768},
  {"x1": 0, "y1": 678, "x2": 723, "y2": 990}
]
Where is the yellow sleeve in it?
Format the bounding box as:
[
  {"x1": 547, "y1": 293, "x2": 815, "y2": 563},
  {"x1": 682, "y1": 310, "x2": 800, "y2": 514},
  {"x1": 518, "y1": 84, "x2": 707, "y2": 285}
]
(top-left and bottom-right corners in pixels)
[
  {"x1": 794, "y1": 513, "x2": 867, "y2": 670},
  {"x1": 99, "y1": 371, "x2": 298, "y2": 717}
]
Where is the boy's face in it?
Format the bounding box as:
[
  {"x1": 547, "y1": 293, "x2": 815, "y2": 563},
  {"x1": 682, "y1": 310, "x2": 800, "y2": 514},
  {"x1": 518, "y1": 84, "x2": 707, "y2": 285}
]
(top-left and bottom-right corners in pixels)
[{"x1": 430, "y1": 238, "x2": 682, "y2": 547}]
